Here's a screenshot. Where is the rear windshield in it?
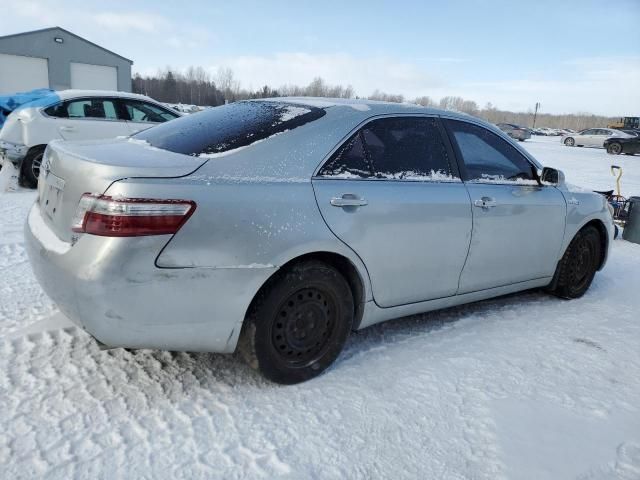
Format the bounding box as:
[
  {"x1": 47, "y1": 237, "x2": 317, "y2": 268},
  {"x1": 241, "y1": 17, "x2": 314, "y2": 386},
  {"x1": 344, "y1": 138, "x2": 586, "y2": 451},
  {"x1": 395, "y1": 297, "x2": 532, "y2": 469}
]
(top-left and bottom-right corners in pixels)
[{"x1": 133, "y1": 100, "x2": 326, "y2": 156}]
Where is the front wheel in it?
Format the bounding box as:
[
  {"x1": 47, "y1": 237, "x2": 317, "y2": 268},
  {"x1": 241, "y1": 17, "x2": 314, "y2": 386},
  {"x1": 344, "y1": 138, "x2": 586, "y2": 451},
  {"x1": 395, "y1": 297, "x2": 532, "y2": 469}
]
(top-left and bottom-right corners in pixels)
[
  {"x1": 238, "y1": 261, "x2": 354, "y2": 384},
  {"x1": 547, "y1": 225, "x2": 601, "y2": 299},
  {"x1": 564, "y1": 137, "x2": 575, "y2": 147},
  {"x1": 607, "y1": 142, "x2": 622, "y2": 155}
]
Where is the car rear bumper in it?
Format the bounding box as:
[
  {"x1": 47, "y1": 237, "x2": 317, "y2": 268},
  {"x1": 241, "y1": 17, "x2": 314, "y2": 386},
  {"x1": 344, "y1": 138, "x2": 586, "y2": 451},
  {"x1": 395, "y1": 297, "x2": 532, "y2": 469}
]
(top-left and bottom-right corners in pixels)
[{"x1": 25, "y1": 203, "x2": 277, "y2": 353}]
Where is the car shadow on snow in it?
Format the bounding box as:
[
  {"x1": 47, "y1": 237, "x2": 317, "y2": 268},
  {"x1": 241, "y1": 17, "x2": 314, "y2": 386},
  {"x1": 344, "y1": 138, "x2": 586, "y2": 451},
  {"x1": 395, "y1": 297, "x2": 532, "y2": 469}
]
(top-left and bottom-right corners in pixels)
[{"x1": 28, "y1": 286, "x2": 571, "y2": 395}]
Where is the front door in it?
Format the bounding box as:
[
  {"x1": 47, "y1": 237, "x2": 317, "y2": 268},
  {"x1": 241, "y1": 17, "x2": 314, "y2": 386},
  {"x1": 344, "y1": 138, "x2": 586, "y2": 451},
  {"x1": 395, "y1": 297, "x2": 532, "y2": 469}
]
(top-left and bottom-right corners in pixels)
[
  {"x1": 119, "y1": 99, "x2": 180, "y2": 135},
  {"x1": 312, "y1": 116, "x2": 472, "y2": 307},
  {"x1": 444, "y1": 119, "x2": 566, "y2": 294}
]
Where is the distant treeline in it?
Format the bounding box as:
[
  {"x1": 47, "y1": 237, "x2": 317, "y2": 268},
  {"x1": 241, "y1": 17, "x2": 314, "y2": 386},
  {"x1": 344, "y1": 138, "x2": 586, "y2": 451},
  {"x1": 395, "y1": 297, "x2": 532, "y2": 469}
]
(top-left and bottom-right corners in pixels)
[{"x1": 132, "y1": 67, "x2": 616, "y2": 130}]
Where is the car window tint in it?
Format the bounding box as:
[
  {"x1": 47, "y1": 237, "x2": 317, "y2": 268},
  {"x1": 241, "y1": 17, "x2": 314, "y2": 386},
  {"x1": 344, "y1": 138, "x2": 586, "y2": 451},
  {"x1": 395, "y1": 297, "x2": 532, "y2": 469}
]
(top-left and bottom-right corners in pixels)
[
  {"x1": 134, "y1": 101, "x2": 326, "y2": 156},
  {"x1": 582, "y1": 129, "x2": 595, "y2": 135},
  {"x1": 317, "y1": 132, "x2": 372, "y2": 178},
  {"x1": 65, "y1": 99, "x2": 118, "y2": 120},
  {"x1": 446, "y1": 119, "x2": 534, "y2": 183},
  {"x1": 43, "y1": 103, "x2": 68, "y2": 118},
  {"x1": 122, "y1": 100, "x2": 178, "y2": 123},
  {"x1": 362, "y1": 117, "x2": 454, "y2": 180}
]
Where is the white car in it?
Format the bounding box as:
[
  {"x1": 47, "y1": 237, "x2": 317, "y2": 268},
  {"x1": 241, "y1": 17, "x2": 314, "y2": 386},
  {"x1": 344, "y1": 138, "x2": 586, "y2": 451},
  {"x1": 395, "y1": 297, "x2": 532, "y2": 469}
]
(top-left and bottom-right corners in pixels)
[
  {"x1": 561, "y1": 128, "x2": 633, "y2": 148},
  {"x1": 0, "y1": 90, "x2": 181, "y2": 187}
]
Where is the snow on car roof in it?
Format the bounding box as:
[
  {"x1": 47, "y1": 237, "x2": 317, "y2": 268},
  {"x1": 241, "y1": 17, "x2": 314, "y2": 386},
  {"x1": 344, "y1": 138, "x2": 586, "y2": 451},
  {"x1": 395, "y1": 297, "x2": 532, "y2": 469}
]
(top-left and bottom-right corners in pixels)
[{"x1": 54, "y1": 90, "x2": 156, "y2": 101}]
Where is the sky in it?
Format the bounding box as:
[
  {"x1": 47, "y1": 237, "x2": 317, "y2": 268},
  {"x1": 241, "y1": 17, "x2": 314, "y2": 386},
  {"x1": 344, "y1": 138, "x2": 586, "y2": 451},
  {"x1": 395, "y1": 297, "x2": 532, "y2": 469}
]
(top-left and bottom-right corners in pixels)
[{"x1": 2, "y1": 0, "x2": 639, "y2": 115}]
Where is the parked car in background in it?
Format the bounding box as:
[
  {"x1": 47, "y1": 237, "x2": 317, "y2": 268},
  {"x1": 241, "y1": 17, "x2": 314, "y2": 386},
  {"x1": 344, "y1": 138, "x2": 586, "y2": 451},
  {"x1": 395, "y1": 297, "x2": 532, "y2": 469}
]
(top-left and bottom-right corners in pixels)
[
  {"x1": 25, "y1": 98, "x2": 613, "y2": 384},
  {"x1": 0, "y1": 90, "x2": 181, "y2": 187},
  {"x1": 496, "y1": 123, "x2": 531, "y2": 141},
  {"x1": 561, "y1": 128, "x2": 633, "y2": 148},
  {"x1": 619, "y1": 129, "x2": 640, "y2": 137},
  {"x1": 604, "y1": 135, "x2": 640, "y2": 155}
]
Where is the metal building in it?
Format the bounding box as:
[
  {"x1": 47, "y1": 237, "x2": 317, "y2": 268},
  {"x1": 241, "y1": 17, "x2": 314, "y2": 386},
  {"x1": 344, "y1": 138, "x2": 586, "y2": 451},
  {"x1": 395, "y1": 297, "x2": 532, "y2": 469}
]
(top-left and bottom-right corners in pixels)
[{"x1": 0, "y1": 27, "x2": 133, "y2": 95}]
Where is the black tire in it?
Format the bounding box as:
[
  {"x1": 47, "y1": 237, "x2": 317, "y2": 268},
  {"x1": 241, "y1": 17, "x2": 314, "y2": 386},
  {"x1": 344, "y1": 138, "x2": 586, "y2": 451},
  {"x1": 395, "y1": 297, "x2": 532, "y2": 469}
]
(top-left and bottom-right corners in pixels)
[
  {"x1": 238, "y1": 261, "x2": 354, "y2": 384},
  {"x1": 19, "y1": 146, "x2": 45, "y2": 189},
  {"x1": 564, "y1": 137, "x2": 575, "y2": 147},
  {"x1": 607, "y1": 142, "x2": 622, "y2": 155},
  {"x1": 548, "y1": 225, "x2": 601, "y2": 299}
]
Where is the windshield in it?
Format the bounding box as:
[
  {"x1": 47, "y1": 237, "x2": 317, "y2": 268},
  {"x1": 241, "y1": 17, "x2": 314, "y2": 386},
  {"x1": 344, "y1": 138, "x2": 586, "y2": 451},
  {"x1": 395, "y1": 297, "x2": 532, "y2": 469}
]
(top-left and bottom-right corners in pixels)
[{"x1": 133, "y1": 100, "x2": 326, "y2": 156}]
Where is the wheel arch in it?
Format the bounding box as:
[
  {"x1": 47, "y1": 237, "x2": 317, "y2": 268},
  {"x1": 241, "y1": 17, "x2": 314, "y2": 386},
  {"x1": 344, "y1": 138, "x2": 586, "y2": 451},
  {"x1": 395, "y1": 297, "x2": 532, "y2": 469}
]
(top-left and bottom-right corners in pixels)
[
  {"x1": 244, "y1": 251, "x2": 368, "y2": 331},
  {"x1": 582, "y1": 219, "x2": 609, "y2": 271}
]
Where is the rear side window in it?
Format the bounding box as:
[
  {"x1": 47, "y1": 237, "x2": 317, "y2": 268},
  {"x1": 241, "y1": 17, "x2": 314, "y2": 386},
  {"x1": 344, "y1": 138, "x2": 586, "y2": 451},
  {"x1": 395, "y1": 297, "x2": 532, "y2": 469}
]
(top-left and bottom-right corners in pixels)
[
  {"x1": 134, "y1": 101, "x2": 326, "y2": 156},
  {"x1": 446, "y1": 119, "x2": 534, "y2": 182},
  {"x1": 65, "y1": 99, "x2": 119, "y2": 120},
  {"x1": 44, "y1": 103, "x2": 68, "y2": 118},
  {"x1": 318, "y1": 116, "x2": 455, "y2": 180},
  {"x1": 317, "y1": 132, "x2": 372, "y2": 178},
  {"x1": 363, "y1": 117, "x2": 454, "y2": 179}
]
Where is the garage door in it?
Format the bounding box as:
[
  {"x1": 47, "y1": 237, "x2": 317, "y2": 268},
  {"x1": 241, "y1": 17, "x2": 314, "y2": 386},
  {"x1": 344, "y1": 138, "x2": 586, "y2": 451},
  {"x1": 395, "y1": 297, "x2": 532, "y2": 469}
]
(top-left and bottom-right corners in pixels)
[
  {"x1": 70, "y1": 63, "x2": 118, "y2": 90},
  {"x1": 0, "y1": 53, "x2": 49, "y2": 95}
]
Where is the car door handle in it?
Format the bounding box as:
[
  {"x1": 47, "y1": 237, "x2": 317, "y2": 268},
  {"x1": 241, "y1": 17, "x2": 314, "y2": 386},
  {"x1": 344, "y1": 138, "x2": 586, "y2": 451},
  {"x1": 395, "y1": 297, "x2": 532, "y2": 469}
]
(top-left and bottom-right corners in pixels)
[
  {"x1": 473, "y1": 197, "x2": 497, "y2": 209},
  {"x1": 330, "y1": 195, "x2": 368, "y2": 207},
  {"x1": 60, "y1": 126, "x2": 75, "y2": 132}
]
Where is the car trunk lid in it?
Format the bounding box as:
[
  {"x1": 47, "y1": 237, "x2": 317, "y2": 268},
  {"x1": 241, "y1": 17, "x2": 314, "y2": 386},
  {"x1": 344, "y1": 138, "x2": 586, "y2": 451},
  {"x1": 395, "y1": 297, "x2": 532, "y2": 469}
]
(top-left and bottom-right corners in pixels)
[{"x1": 37, "y1": 138, "x2": 206, "y2": 243}]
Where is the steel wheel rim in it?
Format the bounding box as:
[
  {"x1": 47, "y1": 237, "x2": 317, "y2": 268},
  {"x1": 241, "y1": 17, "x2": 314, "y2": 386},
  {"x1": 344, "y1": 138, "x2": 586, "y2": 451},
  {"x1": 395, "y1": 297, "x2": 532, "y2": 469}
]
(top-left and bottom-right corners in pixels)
[
  {"x1": 565, "y1": 138, "x2": 574, "y2": 146},
  {"x1": 271, "y1": 287, "x2": 337, "y2": 367},
  {"x1": 610, "y1": 143, "x2": 621, "y2": 154},
  {"x1": 31, "y1": 153, "x2": 44, "y2": 179},
  {"x1": 569, "y1": 237, "x2": 594, "y2": 289}
]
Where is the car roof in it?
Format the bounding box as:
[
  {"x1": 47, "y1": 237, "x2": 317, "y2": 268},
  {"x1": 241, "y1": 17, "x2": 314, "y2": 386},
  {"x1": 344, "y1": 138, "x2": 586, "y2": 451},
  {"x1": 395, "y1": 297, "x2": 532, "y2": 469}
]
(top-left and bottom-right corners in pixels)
[
  {"x1": 254, "y1": 96, "x2": 466, "y2": 118},
  {"x1": 55, "y1": 90, "x2": 155, "y2": 102}
]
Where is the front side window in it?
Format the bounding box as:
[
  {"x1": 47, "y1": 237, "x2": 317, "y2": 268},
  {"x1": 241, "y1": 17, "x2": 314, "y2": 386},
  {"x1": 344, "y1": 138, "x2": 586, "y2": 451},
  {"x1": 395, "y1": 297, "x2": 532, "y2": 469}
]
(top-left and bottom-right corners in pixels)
[
  {"x1": 446, "y1": 119, "x2": 535, "y2": 183},
  {"x1": 122, "y1": 100, "x2": 179, "y2": 123}
]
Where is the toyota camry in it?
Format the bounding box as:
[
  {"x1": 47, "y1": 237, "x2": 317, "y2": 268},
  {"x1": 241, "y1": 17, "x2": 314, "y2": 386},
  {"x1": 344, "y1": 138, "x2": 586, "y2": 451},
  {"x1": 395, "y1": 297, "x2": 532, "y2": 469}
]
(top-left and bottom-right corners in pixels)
[{"x1": 25, "y1": 98, "x2": 613, "y2": 384}]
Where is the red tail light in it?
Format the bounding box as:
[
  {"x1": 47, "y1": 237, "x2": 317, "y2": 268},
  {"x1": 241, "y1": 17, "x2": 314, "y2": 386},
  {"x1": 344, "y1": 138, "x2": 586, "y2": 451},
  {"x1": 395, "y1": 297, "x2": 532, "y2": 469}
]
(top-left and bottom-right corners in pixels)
[{"x1": 71, "y1": 194, "x2": 196, "y2": 237}]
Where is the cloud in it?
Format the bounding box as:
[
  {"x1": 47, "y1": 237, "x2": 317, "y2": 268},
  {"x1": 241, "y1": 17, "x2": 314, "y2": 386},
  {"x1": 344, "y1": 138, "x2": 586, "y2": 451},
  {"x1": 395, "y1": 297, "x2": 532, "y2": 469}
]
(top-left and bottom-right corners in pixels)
[
  {"x1": 93, "y1": 12, "x2": 170, "y2": 34},
  {"x1": 207, "y1": 52, "x2": 447, "y2": 96},
  {"x1": 456, "y1": 56, "x2": 640, "y2": 115}
]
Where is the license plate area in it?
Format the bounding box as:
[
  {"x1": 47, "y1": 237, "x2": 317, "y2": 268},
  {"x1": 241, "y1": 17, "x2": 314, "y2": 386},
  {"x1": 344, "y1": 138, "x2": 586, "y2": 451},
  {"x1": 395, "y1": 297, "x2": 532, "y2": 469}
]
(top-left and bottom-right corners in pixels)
[{"x1": 40, "y1": 172, "x2": 66, "y2": 221}]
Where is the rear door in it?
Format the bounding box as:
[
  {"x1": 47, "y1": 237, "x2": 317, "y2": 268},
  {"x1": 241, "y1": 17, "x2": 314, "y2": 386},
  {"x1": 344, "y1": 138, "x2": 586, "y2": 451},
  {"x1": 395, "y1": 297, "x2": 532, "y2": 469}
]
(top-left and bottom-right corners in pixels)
[
  {"x1": 47, "y1": 97, "x2": 130, "y2": 140},
  {"x1": 118, "y1": 99, "x2": 180, "y2": 135},
  {"x1": 578, "y1": 129, "x2": 598, "y2": 146},
  {"x1": 312, "y1": 116, "x2": 472, "y2": 307},
  {"x1": 444, "y1": 119, "x2": 566, "y2": 293}
]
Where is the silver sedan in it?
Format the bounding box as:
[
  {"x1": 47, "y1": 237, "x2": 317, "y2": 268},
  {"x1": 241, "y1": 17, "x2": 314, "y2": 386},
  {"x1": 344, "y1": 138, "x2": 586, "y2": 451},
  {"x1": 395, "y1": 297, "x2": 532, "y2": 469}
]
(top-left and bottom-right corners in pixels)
[
  {"x1": 26, "y1": 98, "x2": 614, "y2": 384},
  {"x1": 561, "y1": 128, "x2": 633, "y2": 148}
]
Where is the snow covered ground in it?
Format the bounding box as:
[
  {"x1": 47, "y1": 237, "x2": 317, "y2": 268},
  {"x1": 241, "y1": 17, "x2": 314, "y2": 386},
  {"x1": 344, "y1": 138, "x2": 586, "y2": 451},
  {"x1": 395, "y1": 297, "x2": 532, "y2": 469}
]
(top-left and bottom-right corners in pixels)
[{"x1": 1, "y1": 136, "x2": 639, "y2": 479}]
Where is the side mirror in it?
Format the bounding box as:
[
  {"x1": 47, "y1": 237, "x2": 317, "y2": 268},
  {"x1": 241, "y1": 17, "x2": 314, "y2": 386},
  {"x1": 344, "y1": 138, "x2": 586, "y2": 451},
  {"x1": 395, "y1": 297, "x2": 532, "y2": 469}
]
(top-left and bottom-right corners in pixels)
[{"x1": 541, "y1": 167, "x2": 565, "y2": 186}]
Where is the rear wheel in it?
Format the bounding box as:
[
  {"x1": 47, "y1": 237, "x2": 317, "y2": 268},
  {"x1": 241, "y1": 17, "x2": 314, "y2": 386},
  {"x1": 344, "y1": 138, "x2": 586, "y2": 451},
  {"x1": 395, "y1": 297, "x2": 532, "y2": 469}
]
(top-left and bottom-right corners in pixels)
[
  {"x1": 238, "y1": 261, "x2": 354, "y2": 384},
  {"x1": 19, "y1": 146, "x2": 45, "y2": 188},
  {"x1": 548, "y1": 225, "x2": 601, "y2": 299},
  {"x1": 607, "y1": 142, "x2": 622, "y2": 155},
  {"x1": 564, "y1": 137, "x2": 575, "y2": 147}
]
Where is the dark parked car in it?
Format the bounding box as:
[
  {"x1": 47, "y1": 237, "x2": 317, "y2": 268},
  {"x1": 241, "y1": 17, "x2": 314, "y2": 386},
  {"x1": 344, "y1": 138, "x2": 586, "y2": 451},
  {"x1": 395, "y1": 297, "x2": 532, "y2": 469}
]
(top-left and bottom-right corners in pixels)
[
  {"x1": 604, "y1": 135, "x2": 640, "y2": 155},
  {"x1": 496, "y1": 123, "x2": 531, "y2": 142}
]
